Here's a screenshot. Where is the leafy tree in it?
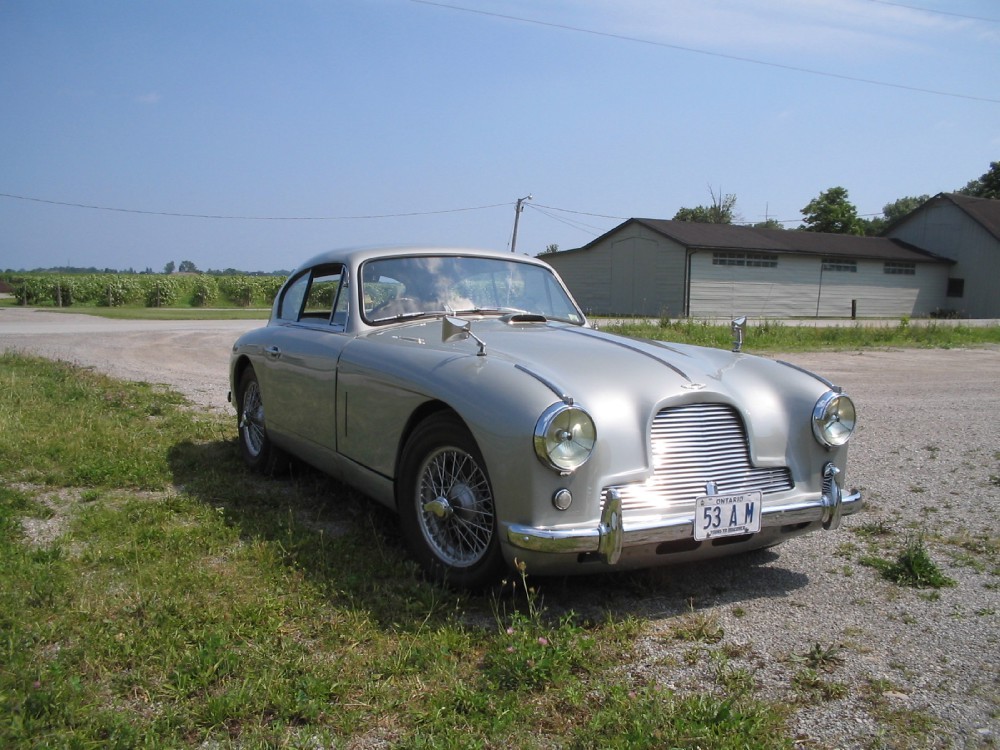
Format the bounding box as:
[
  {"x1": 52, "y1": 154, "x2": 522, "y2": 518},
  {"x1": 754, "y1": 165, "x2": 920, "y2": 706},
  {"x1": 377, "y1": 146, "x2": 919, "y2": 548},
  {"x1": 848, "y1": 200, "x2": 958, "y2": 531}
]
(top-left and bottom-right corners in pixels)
[
  {"x1": 800, "y1": 186, "x2": 863, "y2": 235},
  {"x1": 861, "y1": 195, "x2": 930, "y2": 235},
  {"x1": 673, "y1": 187, "x2": 738, "y2": 224},
  {"x1": 163, "y1": 261, "x2": 176, "y2": 274},
  {"x1": 178, "y1": 260, "x2": 199, "y2": 273},
  {"x1": 752, "y1": 219, "x2": 785, "y2": 230},
  {"x1": 958, "y1": 161, "x2": 1000, "y2": 199},
  {"x1": 539, "y1": 244, "x2": 559, "y2": 255},
  {"x1": 883, "y1": 195, "x2": 930, "y2": 222}
]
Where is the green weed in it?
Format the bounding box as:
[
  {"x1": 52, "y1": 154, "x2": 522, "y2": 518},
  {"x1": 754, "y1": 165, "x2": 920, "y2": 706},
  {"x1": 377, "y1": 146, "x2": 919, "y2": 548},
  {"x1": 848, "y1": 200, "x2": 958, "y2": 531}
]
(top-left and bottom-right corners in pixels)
[
  {"x1": 861, "y1": 535, "x2": 956, "y2": 589},
  {"x1": 791, "y1": 669, "x2": 848, "y2": 702},
  {"x1": 668, "y1": 601, "x2": 724, "y2": 643}
]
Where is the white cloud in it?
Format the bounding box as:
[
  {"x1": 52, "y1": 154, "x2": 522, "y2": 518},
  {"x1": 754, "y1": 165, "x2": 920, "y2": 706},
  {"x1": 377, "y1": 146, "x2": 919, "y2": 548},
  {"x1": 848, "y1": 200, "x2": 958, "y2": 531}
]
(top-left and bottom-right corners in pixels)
[{"x1": 135, "y1": 91, "x2": 162, "y2": 105}]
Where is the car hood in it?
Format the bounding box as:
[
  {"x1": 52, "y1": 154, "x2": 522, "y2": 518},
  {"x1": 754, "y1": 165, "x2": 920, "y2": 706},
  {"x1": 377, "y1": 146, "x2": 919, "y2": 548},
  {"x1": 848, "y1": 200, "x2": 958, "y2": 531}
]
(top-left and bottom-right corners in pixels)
[
  {"x1": 357, "y1": 316, "x2": 837, "y2": 472},
  {"x1": 363, "y1": 317, "x2": 830, "y2": 409}
]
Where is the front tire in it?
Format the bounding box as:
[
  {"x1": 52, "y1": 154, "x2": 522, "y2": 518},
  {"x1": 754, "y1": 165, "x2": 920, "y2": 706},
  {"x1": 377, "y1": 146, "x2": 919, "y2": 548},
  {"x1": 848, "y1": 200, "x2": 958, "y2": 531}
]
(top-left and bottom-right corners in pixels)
[
  {"x1": 236, "y1": 366, "x2": 287, "y2": 474},
  {"x1": 398, "y1": 413, "x2": 504, "y2": 589}
]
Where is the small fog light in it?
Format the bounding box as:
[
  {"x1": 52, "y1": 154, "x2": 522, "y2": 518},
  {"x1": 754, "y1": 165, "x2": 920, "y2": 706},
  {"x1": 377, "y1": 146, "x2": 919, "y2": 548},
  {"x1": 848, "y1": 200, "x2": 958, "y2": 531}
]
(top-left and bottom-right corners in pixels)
[{"x1": 552, "y1": 488, "x2": 573, "y2": 511}]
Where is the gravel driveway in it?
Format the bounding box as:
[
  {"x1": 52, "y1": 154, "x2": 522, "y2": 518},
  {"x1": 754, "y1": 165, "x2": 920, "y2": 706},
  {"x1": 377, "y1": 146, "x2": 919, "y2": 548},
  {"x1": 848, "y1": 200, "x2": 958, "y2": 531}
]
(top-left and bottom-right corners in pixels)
[{"x1": 2, "y1": 307, "x2": 998, "y2": 748}]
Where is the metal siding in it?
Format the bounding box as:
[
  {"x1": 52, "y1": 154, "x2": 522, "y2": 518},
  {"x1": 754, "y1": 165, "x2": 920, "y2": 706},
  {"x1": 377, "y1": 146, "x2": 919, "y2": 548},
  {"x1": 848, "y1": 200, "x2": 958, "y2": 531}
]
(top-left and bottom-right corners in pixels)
[
  {"x1": 691, "y1": 253, "x2": 815, "y2": 318},
  {"x1": 632, "y1": 224, "x2": 687, "y2": 318},
  {"x1": 888, "y1": 201, "x2": 1000, "y2": 317},
  {"x1": 690, "y1": 253, "x2": 949, "y2": 318},
  {"x1": 815, "y1": 262, "x2": 948, "y2": 317},
  {"x1": 547, "y1": 224, "x2": 686, "y2": 316},
  {"x1": 545, "y1": 247, "x2": 612, "y2": 315}
]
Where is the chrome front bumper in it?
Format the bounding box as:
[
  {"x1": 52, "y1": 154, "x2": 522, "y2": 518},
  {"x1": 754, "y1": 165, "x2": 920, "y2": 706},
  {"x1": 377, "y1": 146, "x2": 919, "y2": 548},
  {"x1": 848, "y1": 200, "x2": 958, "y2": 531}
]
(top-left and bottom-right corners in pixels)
[{"x1": 506, "y1": 482, "x2": 863, "y2": 565}]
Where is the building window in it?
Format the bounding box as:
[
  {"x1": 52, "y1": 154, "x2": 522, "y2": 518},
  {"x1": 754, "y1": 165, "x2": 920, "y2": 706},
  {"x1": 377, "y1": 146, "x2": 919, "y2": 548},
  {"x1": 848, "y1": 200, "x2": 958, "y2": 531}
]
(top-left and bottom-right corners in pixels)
[
  {"x1": 947, "y1": 278, "x2": 965, "y2": 298},
  {"x1": 884, "y1": 261, "x2": 915, "y2": 275},
  {"x1": 822, "y1": 258, "x2": 857, "y2": 272},
  {"x1": 712, "y1": 252, "x2": 777, "y2": 268}
]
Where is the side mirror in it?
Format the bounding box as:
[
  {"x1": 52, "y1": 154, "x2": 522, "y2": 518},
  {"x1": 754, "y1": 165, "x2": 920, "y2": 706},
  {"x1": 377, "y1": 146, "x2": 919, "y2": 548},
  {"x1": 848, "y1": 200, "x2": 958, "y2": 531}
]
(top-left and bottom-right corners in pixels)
[
  {"x1": 731, "y1": 315, "x2": 747, "y2": 353},
  {"x1": 442, "y1": 316, "x2": 487, "y2": 356}
]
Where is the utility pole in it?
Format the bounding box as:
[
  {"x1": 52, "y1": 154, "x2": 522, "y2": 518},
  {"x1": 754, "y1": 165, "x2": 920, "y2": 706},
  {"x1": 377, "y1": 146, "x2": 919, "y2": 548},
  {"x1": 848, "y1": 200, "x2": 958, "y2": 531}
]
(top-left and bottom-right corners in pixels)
[{"x1": 510, "y1": 194, "x2": 532, "y2": 253}]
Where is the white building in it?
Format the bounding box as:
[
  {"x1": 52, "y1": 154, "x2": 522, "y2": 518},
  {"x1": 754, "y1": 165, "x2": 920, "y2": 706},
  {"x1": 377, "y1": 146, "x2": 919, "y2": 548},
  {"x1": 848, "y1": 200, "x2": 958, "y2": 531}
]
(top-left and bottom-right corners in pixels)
[{"x1": 546, "y1": 218, "x2": 954, "y2": 319}]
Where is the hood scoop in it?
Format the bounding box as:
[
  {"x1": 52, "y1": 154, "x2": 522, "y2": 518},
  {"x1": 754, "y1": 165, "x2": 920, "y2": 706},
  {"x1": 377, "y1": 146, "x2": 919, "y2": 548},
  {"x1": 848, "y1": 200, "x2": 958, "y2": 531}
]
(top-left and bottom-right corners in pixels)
[{"x1": 502, "y1": 312, "x2": 547, "y2": 324}]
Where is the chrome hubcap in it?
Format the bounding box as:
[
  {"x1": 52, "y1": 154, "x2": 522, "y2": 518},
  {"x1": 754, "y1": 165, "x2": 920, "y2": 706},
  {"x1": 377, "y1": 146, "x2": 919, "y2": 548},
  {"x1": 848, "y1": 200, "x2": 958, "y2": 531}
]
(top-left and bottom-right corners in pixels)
[
  {"x1": 417, "y1": 447, "x2": 493, "y2": 568},
  {"x1": 240, "y1": 382, "x2": 266, "y2": 457}
]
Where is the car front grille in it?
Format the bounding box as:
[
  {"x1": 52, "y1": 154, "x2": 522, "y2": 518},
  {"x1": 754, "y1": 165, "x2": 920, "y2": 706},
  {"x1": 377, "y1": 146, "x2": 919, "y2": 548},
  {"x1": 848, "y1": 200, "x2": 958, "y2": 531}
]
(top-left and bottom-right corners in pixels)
[{"x1": 602, "y1": 403, "x2": 793, "y2": 517}]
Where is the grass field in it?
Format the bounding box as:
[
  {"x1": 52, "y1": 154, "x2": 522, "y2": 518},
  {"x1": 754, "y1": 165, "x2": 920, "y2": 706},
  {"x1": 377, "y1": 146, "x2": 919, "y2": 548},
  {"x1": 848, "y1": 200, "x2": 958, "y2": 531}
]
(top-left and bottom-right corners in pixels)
[
  {"x1": 0, "y1": 352, "x2": 793, "y2": 749},
  {"x1": 607, "y1": 317, "x2": 1000, "y2": 351}
]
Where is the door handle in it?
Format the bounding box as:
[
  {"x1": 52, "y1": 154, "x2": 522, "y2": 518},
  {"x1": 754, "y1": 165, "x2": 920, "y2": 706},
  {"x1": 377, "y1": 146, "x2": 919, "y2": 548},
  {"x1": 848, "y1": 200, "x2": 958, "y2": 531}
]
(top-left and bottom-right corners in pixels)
[{"x1": 264, "y1": 346, "x2": 281, "y2": 360}]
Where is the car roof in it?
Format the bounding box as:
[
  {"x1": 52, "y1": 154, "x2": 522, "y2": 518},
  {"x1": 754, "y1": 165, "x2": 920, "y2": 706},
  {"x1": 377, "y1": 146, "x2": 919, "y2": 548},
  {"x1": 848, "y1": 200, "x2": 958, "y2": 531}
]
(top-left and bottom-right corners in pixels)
[{"x1": 292, "y1": 245, "x2": 552, "y2": 274}]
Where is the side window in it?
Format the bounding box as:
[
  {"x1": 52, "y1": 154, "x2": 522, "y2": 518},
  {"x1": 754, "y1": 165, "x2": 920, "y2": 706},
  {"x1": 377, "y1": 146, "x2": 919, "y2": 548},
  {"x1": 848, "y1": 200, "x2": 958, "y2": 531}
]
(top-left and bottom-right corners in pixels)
[
  {"x1": 277, "y1": 272, "x2": 310, "y2": 322},
  {"x1": 276, "y1": 264, "x2": 346, "y2": 325},
  {"x1": 303, "y1": 267, "x2": 343, "y2": 320},
  {"x1": 332, "y1": 277, "x2": 350, "y2": 330}
]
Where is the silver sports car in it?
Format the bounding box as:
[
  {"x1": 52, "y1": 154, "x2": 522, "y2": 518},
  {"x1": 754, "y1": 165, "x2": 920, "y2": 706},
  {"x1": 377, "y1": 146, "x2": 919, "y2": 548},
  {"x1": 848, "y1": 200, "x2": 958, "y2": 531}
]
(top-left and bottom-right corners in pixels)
[{"x1": 229, "y1": 246, "x2": 861, "y2": 588}]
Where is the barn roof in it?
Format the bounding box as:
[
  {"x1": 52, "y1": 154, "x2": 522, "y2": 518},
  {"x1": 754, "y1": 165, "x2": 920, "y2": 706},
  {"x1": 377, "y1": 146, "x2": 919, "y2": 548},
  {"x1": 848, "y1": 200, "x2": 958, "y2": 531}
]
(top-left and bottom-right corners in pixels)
[{"x1": 570, "y1": 218, "x2": 953, "y2": 264}]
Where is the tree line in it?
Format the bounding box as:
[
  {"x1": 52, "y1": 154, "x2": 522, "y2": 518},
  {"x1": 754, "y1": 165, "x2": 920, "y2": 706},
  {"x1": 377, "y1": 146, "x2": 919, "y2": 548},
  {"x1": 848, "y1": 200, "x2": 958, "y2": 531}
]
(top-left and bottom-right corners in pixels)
[{"x1": 670, "y1": 160, "x2": 999, "y2": 236}]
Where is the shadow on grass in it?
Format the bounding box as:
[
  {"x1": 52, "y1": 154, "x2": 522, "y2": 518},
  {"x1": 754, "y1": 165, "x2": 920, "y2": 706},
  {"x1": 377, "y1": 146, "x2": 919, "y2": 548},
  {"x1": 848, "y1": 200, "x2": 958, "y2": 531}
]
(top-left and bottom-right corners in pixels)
[
  {"x1": 165, "y1": 437, "x2": 465, "y2": 629},
  {"x1": 167, "y1": 437, "x2": 810, "y2": 628}
]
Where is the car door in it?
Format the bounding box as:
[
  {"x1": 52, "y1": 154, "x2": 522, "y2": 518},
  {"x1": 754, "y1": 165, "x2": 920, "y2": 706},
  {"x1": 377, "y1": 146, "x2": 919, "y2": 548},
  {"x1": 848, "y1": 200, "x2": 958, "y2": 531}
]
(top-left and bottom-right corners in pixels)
[{"x1": 258, "y1": 264, "x2": 350, "y2": 453}]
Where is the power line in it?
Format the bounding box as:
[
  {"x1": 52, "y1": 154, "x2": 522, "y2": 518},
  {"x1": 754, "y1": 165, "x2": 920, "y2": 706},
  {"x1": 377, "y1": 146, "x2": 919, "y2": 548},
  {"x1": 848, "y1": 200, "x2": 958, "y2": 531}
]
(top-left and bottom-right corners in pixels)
[
  {"x1": 866, "y1": 0, "x2": 1000, "y2": 23},
  {"x1": 0, "y1": 191, "x2": 509, "y2": 220},
  {"x1": 525, "y1": 203, "x2": 613, "y2": 235},
  {"x1": 0, "y1": 190, "x2": 907, "y2": 237},
  {"x1": 410, "y1": 0, "x2": 1000, "y2": 104},
  {"x1": 531, "y1": 202, "x2": 627, "y2": 221}
]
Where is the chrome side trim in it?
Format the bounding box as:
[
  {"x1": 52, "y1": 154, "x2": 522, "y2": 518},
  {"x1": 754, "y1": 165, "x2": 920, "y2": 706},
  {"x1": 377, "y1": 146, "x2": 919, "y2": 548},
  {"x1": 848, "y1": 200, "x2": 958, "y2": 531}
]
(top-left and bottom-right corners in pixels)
[
  {"x1": 515, "y1": 364, "x2": 573, "y2": 405},
  {"x1": 561, "y1": 327, "x2": 693, "y2": 383},
  {"x1": 776, "y1": 360, "x2": 838, "y2": 391}
]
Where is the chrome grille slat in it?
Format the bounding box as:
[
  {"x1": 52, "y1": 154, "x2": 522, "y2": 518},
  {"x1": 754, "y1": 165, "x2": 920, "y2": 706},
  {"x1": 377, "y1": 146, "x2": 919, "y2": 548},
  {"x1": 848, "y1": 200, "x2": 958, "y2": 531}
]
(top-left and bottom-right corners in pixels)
[{"x1": 604, "y1": 403, "x2": 793, "y2": 516}]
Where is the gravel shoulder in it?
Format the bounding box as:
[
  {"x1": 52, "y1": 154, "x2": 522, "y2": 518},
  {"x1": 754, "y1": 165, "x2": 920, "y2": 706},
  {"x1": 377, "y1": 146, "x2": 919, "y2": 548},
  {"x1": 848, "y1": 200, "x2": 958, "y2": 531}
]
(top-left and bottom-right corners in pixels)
[{"x1": 2, "y1": 307, "x2": 998, "y2": 748}]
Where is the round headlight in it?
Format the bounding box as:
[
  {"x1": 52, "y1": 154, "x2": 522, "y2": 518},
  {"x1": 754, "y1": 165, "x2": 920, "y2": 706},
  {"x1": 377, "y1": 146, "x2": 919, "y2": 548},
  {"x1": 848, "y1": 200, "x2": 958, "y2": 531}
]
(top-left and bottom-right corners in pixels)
[
  {"x1": 812, "y1": 391, "x2": 856, "y2": 447},
  {"x1": 534, "y1": 403, "x2": 596, "y2": 473}
]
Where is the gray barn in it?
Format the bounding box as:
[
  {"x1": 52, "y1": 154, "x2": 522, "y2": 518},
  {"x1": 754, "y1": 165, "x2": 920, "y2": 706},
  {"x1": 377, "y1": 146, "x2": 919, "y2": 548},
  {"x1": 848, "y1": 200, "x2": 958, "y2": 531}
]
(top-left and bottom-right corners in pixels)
[
  {"x1": 545, "y1": 219, "x2": 953, "y2": 319},
  {"x1": 885, "y1": 193, "x2": 1000, "y2": 319}
]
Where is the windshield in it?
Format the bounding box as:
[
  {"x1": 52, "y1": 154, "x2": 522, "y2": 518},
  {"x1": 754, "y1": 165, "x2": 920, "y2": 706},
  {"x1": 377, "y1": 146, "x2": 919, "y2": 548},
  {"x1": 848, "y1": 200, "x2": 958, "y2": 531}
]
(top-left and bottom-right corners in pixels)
[{"x1": 360, "y1": 255, "x2": 584, "y2": 325}]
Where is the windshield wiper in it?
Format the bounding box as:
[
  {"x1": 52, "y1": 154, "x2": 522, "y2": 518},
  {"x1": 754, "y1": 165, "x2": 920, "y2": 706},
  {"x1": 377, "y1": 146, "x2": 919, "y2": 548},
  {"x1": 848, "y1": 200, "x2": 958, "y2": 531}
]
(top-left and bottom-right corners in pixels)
[
  {"x1": 450, "y1": 306, "x2": 529, "y2": 316},
  {"x1": 369, "y1": 309, "x2": 449, "y2": 324}
]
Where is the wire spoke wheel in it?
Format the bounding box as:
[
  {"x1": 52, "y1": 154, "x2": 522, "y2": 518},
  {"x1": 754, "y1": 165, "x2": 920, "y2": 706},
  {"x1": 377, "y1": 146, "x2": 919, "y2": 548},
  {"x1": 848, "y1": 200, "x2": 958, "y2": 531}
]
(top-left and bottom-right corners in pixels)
[
  {"x1": 235, "y1": 366, "x2": 287, "y2": 474},
  {"x1": 399, "y1": 412, "x2": 502, "y2": 588},
  {"x1": 239, "y1": 378, "x2": 266, "y2": 458},
  {"x1": 417, "y1": 446, "x2": 495, "y2": 568}
]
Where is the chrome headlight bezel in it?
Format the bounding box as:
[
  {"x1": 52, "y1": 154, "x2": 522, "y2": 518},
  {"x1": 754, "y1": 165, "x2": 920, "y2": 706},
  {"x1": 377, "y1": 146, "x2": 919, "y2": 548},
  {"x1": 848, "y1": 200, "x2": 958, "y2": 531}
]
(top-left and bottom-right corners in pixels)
[
  {"x1": 533, "y1": 403, "x2": 597, "y2": 473},
  {"x1": 812, "y1": 391, "x2": 856, "y2": 448}
]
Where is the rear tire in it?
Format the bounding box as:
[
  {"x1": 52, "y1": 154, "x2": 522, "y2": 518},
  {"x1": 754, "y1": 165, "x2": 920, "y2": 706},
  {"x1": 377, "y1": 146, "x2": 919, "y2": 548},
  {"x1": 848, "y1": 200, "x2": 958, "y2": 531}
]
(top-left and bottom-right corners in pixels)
[
  {"x1": 397, "y1": 413, "x2": 504, "y2": 589},
  {"x1": 236, "y1": 367, "x2": 287, "y2": 475}
]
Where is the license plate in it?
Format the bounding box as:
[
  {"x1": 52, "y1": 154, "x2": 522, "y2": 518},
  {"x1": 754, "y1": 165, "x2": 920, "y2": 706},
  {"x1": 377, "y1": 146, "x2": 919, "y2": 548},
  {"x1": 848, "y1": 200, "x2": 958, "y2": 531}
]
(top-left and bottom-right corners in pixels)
[{"x1": 694, "y1": 491, "x2": 762, "y2": 541}]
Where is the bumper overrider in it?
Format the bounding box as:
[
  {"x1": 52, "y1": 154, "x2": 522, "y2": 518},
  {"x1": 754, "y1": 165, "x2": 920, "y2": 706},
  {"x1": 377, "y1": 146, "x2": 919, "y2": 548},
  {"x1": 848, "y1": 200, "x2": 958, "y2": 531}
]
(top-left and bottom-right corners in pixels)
[{"x1": 506, "y1": 463, "x2": 862, "y2": 565}]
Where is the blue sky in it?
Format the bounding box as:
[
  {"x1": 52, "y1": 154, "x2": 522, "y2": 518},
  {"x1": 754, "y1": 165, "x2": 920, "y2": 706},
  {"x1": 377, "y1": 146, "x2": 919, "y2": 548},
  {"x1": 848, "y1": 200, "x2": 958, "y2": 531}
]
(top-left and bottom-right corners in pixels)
[{"x1": 2, "y1": 0, "x2": 998, "y2": 272}]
